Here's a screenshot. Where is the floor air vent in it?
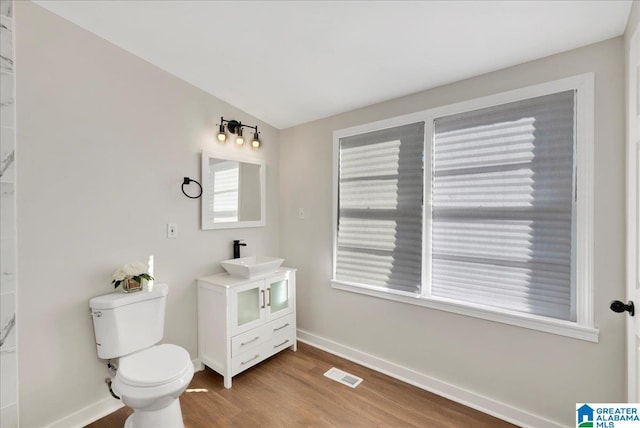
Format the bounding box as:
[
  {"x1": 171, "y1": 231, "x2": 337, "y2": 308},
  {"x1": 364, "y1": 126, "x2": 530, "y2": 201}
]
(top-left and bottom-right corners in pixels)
[{"x1": 323, "y1": 367, "x2": 363, "y2": 388}]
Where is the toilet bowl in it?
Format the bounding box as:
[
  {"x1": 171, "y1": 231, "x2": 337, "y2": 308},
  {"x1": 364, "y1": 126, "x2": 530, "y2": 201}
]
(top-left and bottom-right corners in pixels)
[{"x1": 113, "y1": 344, "x2": 195, "y2": 428}]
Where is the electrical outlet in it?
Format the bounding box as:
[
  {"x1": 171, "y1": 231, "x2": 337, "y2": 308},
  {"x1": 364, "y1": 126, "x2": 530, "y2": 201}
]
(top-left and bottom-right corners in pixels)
[
  {"x1": 298, "y1": 208, "x2": 305, "y2": 219},
  {"x1": 167, "y1": 223, "x2": 177, "y2": 238}
]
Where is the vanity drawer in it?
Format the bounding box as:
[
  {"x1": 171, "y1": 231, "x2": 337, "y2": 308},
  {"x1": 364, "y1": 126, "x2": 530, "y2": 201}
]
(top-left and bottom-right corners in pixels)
[
  {"x1": 266, "y1": 313, "x2": 295, "y2": 337},
  {"x1": 231, "y1": 328, "x2": 296, "y2": 376},
  {"x1": 230, "y1": 313, "x2": 295, "y2": 357},
  {"x1": 231, "y1": 314, "x2": 296, "y2": 357},
  {"x1": 270, "y1": 328, "x2": 295, "y2": 353},
  {"x1": 231, "y1": 345, "x2": 268, "y2": 376},
  {"x1": 231, "y1": 324, "x2": 270, "y2": 356}
]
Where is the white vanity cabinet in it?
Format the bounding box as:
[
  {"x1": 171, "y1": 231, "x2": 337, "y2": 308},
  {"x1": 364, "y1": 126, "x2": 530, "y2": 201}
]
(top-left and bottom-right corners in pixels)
[{"x1": 197, "y1": 268, "x2": 296, "y2": 388}]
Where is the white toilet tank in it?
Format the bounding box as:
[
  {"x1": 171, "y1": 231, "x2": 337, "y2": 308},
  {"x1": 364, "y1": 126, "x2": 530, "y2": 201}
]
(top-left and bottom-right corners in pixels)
[{"x1": 90, "y1": 283, "x2": 168, "y2": 359}]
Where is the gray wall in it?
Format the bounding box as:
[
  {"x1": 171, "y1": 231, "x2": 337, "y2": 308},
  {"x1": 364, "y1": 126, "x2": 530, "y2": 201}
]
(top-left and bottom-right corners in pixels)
[
  {"x1": 15, "y1": 2, "x2": 279, "y2": 427},
  {"x1": 279, "y1": 37, "x2": 626, "y2": 426}
]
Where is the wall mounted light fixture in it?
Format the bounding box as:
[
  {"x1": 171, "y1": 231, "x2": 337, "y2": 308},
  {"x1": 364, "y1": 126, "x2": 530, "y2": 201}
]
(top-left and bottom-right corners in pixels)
[{"x1": 217, "y1": 117, "x2": 261, "y2": 149}]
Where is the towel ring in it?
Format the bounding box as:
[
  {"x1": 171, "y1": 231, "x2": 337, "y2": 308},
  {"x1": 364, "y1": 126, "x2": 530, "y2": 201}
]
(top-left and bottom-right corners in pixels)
[{"x1": 181, "y1": 177, "x2": 202, "y2": 199}]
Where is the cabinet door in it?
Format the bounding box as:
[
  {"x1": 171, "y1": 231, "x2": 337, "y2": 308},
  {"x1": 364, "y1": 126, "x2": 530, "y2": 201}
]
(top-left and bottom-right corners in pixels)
[
  {"x1": 230, "y1": 280, "x2": 265, "y2": 335},
  {"x1": 265, "y1": 273, "x2": 294, "y2": 321}
]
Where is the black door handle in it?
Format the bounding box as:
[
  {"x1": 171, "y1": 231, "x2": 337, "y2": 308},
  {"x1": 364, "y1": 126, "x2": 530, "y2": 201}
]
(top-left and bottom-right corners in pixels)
[{"x1": 610, "y1": 300, "x2": 635, "y2": 316}]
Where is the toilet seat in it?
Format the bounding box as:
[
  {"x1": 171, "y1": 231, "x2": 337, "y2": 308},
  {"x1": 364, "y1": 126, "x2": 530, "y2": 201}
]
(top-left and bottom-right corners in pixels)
[{"x1": 118, "y1": 344, "x2": 192, "y2": 388}]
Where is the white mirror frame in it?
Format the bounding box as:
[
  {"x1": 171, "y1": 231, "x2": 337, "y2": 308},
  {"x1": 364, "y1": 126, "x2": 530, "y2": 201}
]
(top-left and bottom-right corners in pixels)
[{"x1": 201, "y1": 150, "x2": 266, "y2": 230}]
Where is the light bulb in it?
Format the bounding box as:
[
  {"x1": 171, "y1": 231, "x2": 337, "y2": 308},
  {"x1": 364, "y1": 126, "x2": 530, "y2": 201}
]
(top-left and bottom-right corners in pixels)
[
  {"x1": 236, "y1": 128, "x2": 244, "y2": 145},
  {"x1": 217, "y1": 124, "x2": 226, "y2": 142},
  {"x1": 251, "y1": 131, "x2": 260, "y2": 149}
]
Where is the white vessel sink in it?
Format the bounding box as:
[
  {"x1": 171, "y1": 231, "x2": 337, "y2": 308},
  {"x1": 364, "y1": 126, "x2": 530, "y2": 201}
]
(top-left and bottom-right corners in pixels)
[{"x1": 220, "y1": 256, "x2": 284, "y2": 278}]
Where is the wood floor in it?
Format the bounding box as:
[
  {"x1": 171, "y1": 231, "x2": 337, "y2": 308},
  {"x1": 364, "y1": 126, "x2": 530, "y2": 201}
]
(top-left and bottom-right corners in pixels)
[{"x1": 86, "y1": 342, "x2": 516, "y2": 427}]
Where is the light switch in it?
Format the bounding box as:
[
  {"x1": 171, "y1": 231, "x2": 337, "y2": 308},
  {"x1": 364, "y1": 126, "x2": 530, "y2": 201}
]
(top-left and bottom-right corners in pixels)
[
  {"x1": 298, "y1": 208, "x2": 305, "y2": 219},
  {"x1": 167, "y1": 223, "x2": 177, "y2": 238}
]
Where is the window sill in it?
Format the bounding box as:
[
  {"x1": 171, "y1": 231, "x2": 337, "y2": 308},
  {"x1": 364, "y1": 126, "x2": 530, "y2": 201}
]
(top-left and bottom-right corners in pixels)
[{"x1": 331, "y1": 280, "x2": 599, "y2": 342}]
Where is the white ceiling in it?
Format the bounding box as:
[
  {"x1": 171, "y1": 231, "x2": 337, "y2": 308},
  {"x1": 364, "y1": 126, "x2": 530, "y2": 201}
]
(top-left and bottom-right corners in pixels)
[{"x1": 33, "y1": 1, "x2": 632, "y2": 129}]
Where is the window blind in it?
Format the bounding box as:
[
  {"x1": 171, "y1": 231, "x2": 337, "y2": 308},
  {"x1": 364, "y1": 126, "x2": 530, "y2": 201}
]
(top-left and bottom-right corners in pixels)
[
  {"x1": 431, "y1": 91, "x2": 576, "y2": 321},
  {"x1": 336, "y1": 122, "x2": 424, "y2": 294}
]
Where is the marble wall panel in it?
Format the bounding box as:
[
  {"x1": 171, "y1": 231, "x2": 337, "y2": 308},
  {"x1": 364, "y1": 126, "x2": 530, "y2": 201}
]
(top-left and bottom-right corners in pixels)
[
  {"x1": 0, "y1": 2, "x2": 17, "y2": 427},
  {"x1": 1, "y1": 15, "x2": 14, "y2": 130},
  {"x1": 0, "y1": 0, "x2": 12, "y2": 19}
]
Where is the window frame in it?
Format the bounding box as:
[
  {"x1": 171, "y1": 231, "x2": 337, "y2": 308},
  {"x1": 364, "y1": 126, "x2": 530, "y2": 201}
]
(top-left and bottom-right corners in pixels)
[{"x1": 332, "y1": 73, "x2": 597, "y2": 342}]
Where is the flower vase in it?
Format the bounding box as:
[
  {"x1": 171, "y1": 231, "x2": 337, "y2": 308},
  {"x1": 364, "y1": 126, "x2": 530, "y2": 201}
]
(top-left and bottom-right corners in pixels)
[{"x1": 122, "y1": 278, "x2": 142, "y2": 293}]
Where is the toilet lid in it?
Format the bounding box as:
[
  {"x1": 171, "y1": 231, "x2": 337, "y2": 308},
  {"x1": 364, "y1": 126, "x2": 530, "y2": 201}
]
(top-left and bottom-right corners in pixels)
[{"x1": 118, "y1": 344, "x2": 192, "y2": 387}]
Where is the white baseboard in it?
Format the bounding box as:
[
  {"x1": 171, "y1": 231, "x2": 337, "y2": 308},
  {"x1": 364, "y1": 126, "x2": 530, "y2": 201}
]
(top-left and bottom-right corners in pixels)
[
  {"x1": 44, "y1": 397, "x2": 124, "y2": 428},
  {"x1": 297, "y1": 329, "x2": 565, "y2": 428}
]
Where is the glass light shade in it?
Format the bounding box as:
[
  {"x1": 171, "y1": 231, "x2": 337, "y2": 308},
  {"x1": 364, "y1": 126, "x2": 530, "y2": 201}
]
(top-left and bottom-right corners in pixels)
[
  {"x1": 236, "y1": 128, "x2": 244, "y2": 145},
  {"x1": 217, "y1": 123, "x2": 227, "y2": 142},
  {"x1": 251, "y1": 131, "x2": 260, "y2": 148}
]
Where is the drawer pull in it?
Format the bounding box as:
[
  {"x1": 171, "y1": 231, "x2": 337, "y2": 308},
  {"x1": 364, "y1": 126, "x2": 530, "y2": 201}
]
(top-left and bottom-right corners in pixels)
[
  {"x1": 240, "y1": 336, "x2": 260, "y2": 346},
  {"x1": 273, "y1": 323, "x2": 289, "y2": 332},
  {"x1": 273, "y1": 339, "x2": 289, "y2": 348},
  {"x1": 241, "y1": 354, "x2": 260, "y2": 366}
]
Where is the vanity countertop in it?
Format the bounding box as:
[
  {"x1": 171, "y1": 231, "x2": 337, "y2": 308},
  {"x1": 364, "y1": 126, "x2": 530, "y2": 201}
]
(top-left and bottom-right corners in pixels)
[{"x1": 198, "y1": 267, "x2": 296, "y2": 288}]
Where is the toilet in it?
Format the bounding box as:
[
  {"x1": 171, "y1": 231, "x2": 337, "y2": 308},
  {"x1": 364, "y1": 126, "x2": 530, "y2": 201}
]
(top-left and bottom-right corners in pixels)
[{"x1": 89, "y1": 283, "x2": 194, "y2": 428}]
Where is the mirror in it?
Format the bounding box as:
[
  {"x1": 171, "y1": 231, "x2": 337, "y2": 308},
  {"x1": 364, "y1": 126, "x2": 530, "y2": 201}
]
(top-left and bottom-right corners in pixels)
[{"x1": 201, "y1": 150, "x2": 265, "y2": 229}]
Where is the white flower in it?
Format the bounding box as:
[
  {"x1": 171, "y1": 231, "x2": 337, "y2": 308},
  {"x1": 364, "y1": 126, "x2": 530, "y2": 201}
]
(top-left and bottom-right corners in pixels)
[
  {"x1": 123, "y1": 262, "x2": 147, "y2": 277},
  {"x1": 111, "y1": 261, "x2": 153, "y2": 289},
  {"x1": 112, "y1": 267, "x2": 126, "y2": 281},
  {"x1": 112, "y1": 262, "x2": 148, "y2": 281}
]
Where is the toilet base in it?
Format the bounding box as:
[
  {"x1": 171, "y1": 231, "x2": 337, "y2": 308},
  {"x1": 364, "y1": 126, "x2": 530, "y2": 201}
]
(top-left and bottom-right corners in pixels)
[{"x1": 124, "y1": 398, "x2": 185, "y2": 428}]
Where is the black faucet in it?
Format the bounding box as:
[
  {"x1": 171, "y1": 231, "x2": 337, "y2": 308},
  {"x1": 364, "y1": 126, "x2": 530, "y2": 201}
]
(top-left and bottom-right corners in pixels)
[{"x1": 233, "y1": 240, "x2": 246, "y2": 259}]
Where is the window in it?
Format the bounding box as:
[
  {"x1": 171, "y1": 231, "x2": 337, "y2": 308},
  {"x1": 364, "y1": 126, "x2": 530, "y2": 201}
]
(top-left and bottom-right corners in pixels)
[
  {"x1": 432, "y1": 91, "x2": 576, "y2": 321},
  {"x1": 335, "y1": 122, "x2": 424, "y2": 294},
  {"x1": 332, "y1": 74, "x2": 596, "y2": 341}
]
